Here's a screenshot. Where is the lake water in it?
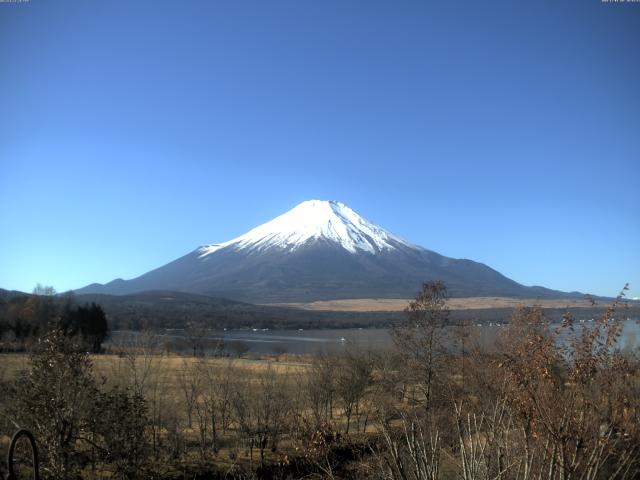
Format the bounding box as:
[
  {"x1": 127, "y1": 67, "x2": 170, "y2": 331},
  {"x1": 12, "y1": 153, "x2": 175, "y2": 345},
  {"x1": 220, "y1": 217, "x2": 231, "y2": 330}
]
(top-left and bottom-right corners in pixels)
[{"x1": 108, "y1": 318, "x2": 640, "y2": 356}]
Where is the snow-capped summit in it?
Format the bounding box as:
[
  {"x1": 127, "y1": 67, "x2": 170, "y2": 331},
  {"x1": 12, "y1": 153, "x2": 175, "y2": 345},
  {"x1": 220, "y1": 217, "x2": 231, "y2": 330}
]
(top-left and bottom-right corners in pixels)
[{"x1": 198, "y1": 200, "x2": 412, "y2": 256}]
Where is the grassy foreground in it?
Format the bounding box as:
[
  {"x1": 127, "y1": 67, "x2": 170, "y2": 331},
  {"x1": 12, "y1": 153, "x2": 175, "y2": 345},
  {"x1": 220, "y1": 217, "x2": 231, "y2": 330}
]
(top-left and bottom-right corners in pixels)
[{"x1": 1, "y1": 286, "x2": 638, "y2": 479}]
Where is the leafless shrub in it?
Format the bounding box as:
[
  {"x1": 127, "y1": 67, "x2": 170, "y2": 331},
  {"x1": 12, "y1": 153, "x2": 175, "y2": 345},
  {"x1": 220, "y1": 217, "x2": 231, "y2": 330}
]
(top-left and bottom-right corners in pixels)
[{"x1": 377, "y1": 410, "x2": 440, "y2": 480}]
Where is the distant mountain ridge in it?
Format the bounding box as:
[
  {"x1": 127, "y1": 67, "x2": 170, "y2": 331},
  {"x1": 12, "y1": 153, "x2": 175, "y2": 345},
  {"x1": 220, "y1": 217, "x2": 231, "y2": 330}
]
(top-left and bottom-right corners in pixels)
[
  {"x1": 76, "y1": 200, "x2": 581, "y2": 302},
  {"x1": 2, "y1": 288, "x2": 636, "y2": 332}
]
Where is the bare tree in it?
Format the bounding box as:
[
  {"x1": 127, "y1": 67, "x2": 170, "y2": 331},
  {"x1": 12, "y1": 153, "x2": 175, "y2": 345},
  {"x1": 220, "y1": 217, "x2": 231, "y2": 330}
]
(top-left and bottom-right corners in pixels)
[
  {"x1": 335, "y1": 348, "x2": 373, "y2": 434},
  {"x1": 232, "y1": 365, "x2": 291, "y2": 465},
  {"x1": 110, "y1": 330, "x2": 168, "y2": 459},
  {"x1": 178, "y1": 359, "x2": 200, "y2": 429},
  {"x1": 184, "y1": 320, "x2": 207, "y2": 357},
  {"x1": 391, "y1": 281, "x2": 449, "y2": 411},
  {"x1": 306, "y1": 351, "x2": 337, "y2": 428},
  {"x1": 192, "y1": 357, "x2": 237, "y2": 454}
]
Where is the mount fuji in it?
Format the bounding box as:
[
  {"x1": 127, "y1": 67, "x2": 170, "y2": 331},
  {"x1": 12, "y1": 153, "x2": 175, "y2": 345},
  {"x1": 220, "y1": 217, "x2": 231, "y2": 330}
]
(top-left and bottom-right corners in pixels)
[{"x1": 76, "y1": 200, "x2": 572, "y2": 302}]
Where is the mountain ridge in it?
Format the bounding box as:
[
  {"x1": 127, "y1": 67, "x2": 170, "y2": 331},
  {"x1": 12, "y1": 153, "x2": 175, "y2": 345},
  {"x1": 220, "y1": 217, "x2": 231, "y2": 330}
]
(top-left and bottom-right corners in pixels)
[{"x1": 76, "y1": 200, "x2": 582, "y2": 302}]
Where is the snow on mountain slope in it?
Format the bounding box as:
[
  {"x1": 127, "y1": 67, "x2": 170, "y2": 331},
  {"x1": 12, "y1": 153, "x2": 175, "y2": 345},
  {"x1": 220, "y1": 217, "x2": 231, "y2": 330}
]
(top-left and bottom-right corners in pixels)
[{"x1": 198, "y1": 200, "x2": 414, "y2": 256}]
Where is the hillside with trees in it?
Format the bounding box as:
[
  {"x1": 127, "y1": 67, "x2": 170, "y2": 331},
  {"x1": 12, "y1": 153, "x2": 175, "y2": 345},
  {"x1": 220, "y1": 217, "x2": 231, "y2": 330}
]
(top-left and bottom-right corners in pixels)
[{"x1": 0, "y1": 286, "x2": 108, "y2": 353}]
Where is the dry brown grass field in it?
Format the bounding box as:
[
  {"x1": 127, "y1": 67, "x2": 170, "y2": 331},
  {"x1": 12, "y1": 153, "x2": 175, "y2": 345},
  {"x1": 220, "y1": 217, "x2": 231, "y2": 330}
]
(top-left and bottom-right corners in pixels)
[
  {"x1": 0, "y1": 352, "x2": 312, "y2": 385},
  {"x1": 268, "y1": 296, "x2": 597, "y2": 311},
  {"x1": 1, "y1": 353, "x2": 318, "y2": 472},
  {"x1": 0, "y1": 351, "x2": 379, "y2": 477}
]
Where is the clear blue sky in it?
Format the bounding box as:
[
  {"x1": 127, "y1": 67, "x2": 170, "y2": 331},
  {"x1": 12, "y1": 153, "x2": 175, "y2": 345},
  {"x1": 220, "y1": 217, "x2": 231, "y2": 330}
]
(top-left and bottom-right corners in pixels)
[{"x1": 1, "y1": 0, "x2": 638, "y2": 298}]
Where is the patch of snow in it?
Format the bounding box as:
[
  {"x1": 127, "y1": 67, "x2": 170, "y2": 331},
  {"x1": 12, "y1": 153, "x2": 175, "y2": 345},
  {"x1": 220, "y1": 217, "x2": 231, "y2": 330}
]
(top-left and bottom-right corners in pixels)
[
  {"x1": 199, "y1": 243, "x2": 225, "y2": 255},
  {"x1": 198, "y1": 200, "x2": 413, "y2": 257}
]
